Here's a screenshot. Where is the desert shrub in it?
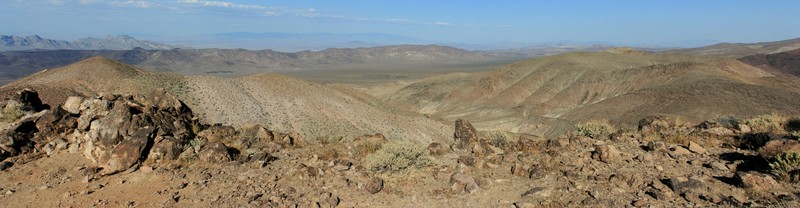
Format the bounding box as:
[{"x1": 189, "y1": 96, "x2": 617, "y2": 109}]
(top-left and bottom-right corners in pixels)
[
  {"x1": 716, "y1": 116, "x2": 741, "y2": 129},
  {"x1": 769, "y1": 152, "x2": 800, "y2": 182},
  {"x1": 576, "y1": 120, "x2": 615, "y2": 139},
  {"x1": 353, "y1": 138, "x2": 385, "y2": 159},
  {"x1": 745, "y1": 113, "x2": 786, "y2": 133},
  {"x1": 365, "y1": 141, "x2": 432, "y2": 175},
  {"x1": 486, "y1": 131, "x2": 512, "y2": 149},
  {"x1": 0, "y1": 105, "x2": 24, "y2": 122}
]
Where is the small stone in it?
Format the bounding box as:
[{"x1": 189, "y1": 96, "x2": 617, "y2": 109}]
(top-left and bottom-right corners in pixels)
[
  {"x1": 592, "y1": 144, "x2": 621, "y2": 163},
  {"x1": 666, "y1": 176, "x2": 701, "y2": 195},
  {"x1": 669, "y1": 146, "x2": 692, "y2": 158},
  {"x1": 689, "y1": 160, "x2": 703, "y2": 166},
  {"x1": 0, "y1": 161, "x2": 13, "y2": 171},
  {"x1": 475, "y1": 177, "x2": 493, "y2": 189},
  {"x1": 457, "y1": 156, "x2": 477, "y2": 167},
  {"x1": 44, "y1": 143, "x2": 56, "y2": 155},
  {"x1": 5, "y1": 190, "x2": 14, "y2": 195},
  {"x1": 327, "y1": 196, "x2": 340, "y2": 207},
  {"x1": 140, "y1": 166, "x2": 153, "y2": 173},
  {"x1": 647, "y1": 141, "x2": 667, "y2": 151},
  {"x1": 38, "y1": 185, "x2": 50, "y2": 190},
  {"x1": 175, "y1": 182, "x2": 188, "y2": 190},
  {"x1": 737, "y1": 124, "x2": 751, "y2": 133},
  {"x1": 366, "y1": 177, "x2": 383, "y2": 194},
  {"x1": 708, "y1": 162, "x2": 728, "y2": 171},
  {"x1": 514, "y1": 202, "x2": 537, "y2": 208},
  {"x1": 449, "y1": 173, "x2": 479, "y2": 194},
  {"x1": 735, "y1": 171, "x2": 780, "y2": 192},
  {"x1": 62, "y1": 96, "x2": 84, "y2": 114},
  {"x1": 687, "y1": 141, "x2": 707, "y2": 154},
  {"x1": 632, "y1": 199, "x2": 649, "y2": 207},
  {"x1": 521, "y1": 187, "x2": 551, "y2": 198}
]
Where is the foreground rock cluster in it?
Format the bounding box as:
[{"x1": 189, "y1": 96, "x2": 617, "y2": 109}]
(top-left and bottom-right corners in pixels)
[
  {"x1": 1, "y1": 89, "x2": 799, "y2": 207},
  {"x1": 0, "y1": 89, "x2": 301, "y2": 175}
]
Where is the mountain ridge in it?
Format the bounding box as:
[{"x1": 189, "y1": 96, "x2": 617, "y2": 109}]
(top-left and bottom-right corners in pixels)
[{"x1": 0, "y1": 34, "x2": 182, "y2": 51}]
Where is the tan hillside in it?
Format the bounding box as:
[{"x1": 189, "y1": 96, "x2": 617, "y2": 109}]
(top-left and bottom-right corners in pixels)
[
  {"x1": 667, "y1": 37, "x2": 800, "y2": 58},
  {"x1": 0, "y1": 57, "x2": 449, "y2": 143},
  {"x1": 379, "y1": 51, "x2": 800, "y2": 136}
]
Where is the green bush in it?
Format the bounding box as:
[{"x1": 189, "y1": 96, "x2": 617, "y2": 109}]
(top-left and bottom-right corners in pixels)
[
  {"x1": 770, "y1": 152, "x2": 800, "y2": 182},
  {"x1": 365, "y1": 141, "x2": 432, "y2": 175},
  {"x1": 745, "y1": 113, "x2": 785, "y2": 133},
  {"x1": 576, "y1": 120, "x2": 615, "y2": 139}
]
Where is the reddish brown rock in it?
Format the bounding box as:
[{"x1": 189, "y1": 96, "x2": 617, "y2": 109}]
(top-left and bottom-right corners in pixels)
[
  {"x1": 758, "y1": 139, "x2": 800, "y2": 159},
  {"x1": 453, "y1": 118, "x2": 479, "y2": 150},
  {"x1": 198, "y1": 141, "x2": 231, "y2": 163}
]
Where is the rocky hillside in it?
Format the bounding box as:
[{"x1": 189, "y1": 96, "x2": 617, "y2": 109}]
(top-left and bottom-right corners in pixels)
[
  {"x1": 0, "y1": 57, "x2": 450, "y2": 143},
  {"x1": 739, "y1": 48, "x2": 800, "y2": 76},
  {"x1": 376, "y1": 50, "x2": 800, "y2": 137},
  {"x1": 1, "y1": 89, "x2": 799, "y2": 206},
  {"x1": 0, "y1": 35, "x2": 180, "y2": 52},
  {"x1": 667, "y1": 37, "x2": 800, "y2": 58}
]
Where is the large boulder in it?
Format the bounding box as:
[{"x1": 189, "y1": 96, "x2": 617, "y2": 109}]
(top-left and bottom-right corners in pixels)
[
  {"x1": 453, "y1": 118, "x2": 479, "y2": 150},
  {"x1": 100, "y1": 127, "x2": 156, "y2": 175},
  {"x1": 758, "y1": 139, "x2": 800, "y2": 159}
]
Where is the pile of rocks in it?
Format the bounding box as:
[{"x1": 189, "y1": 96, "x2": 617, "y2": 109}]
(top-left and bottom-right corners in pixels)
[{"x1": 0, "y1": 89, "x2": 301, "y2": 176}]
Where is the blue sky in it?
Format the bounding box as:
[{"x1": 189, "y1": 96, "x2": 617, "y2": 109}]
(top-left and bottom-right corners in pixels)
[{"x1": 3, "y1": 0, "x2": 800, "y2": 48}]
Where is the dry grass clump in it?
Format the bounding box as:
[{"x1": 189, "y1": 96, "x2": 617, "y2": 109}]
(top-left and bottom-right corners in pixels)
[
  {"x1": 365, "y1": 140, "x2": 432, "y2": 175},
  {"x1": 575, "y1": 120, "x2": 615, "y2": 139},
  {"x1": 1, "y1": 103, "x2": 25, "y2": 122},
  {"x1": 352, "y1": 135, "x2": 386, "y2": 159},
  {"x1": 745, "y1": 113, "x2": 786, "y2": 133},
  {"x1": 770, "y1": 152, "x2": 800, "y2": 182}
]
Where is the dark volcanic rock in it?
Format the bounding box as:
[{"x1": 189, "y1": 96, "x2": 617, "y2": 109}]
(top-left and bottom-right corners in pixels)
[
  {"x1": 453, "y1": 118, "x2": 479, "y2": 150},
  {"x1": 199, "y1": 141, "x2": 231, "y2": 163}
]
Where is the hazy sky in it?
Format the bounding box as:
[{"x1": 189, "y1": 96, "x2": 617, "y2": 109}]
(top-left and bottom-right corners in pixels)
[{"x1": 3, "y1": 0, "x2": 800, "y2": 46}]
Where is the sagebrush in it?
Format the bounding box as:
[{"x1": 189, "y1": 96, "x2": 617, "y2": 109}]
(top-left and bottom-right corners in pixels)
[
  {"x1": 365, "y1": 141, "x2": 432, "y2": 175},
  {"x1": 576, "y1": 120, "x2": 615, "y2": 139},
  {"x1": 745, "y1": 113, "x2": 785, "y2": 133}
]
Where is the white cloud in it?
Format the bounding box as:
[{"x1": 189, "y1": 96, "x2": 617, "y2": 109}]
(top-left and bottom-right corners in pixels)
[
  {"x1": 109, "y1": 0, "x2": 156, "y2": 8},
  {"x1": 178, "y1": 0, "x2": 269, "y2": 10},
  {"x1": 79, "y1": 0, "x2": 101, "y2": 4},
  {"x1": 434, "y1": 22, "x2": 452, "y2": 26},
  {"x1": 47, "y1": 0, "x2": 64, "y2": 5}
]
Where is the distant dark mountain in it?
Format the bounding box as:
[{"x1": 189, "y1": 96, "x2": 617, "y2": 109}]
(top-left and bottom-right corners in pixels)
[
  {"x1": 0, "y1": 45, "x2": 497, "y2": 80},
  {"x1": 666, "y1": 37, "x2": 800, "y2": 58},
  {"x1": 171, "y1": 32, "x2": 420, "y2": 52},
  {"x1": 739, "y1": 48, "x2": 800, "y2": 76},
  {"x1": 0, "y1": 35, "x2": 183, "y2": 51},
  {"x1": 0, "y1": 35, "x2": 75, "y2": 51}
]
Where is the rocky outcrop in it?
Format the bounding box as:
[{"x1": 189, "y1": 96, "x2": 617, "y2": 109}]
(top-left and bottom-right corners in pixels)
[
  {"x1": 453, "y1": 119, "x2": 478, "y2": 150},
  {"x1": 0, "y1": 89, "x2": 292, "y2": 175}
]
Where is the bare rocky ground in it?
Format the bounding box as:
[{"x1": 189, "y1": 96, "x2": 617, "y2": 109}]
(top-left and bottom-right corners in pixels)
[{"x1": 1, "y1": 89, "x2": 800, "y2": 207}]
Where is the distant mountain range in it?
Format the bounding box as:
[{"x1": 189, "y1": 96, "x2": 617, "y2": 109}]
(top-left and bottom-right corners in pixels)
[
  {"x1": 0, "y1": 45, "x2": 499, "y2": 80},
  {"x1": 0, "y1": 35, "x2": 184, "y2": 51}
]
